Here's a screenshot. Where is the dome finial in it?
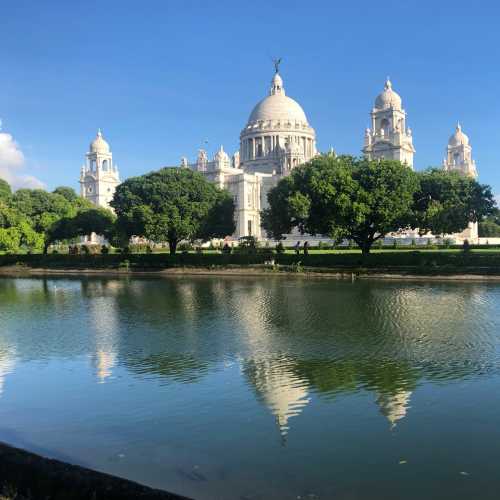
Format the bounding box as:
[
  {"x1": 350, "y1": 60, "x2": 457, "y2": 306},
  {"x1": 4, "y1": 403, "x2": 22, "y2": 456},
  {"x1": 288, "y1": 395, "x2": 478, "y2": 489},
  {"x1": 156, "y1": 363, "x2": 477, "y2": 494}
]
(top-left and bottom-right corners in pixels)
[
  {"x1": 456, "y1": 121, "x2": 461, "y2": 131},
  {"x1": 272, "y1": 57, "x2": 282, "y2": 74},
  {"x1": 385, "y1": 76, "x2": 392, "y2": 90},
  {"x1": 97, "y1": 128, "x2": 102, "y2": 137}
]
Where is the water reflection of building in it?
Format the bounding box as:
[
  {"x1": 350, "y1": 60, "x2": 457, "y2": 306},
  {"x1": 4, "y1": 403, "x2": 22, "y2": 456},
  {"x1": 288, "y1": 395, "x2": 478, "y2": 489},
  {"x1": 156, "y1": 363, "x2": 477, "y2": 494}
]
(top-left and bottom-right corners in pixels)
[
  {"x1": 232, "y1": 282, "x2": 311, "y2": 438},
  {"x1": 73, "y1": 278, "x2": 494, "y2": 432},
  {"x1": 85, "y1": 281, "x2": 120, "y2": 383},
  {"x1": 0, "y1": 348, "x2": 16, "y2": 396},
  {"x1": 376, "y1": 389, "x2": 412, "y2": 429},
  {"x1": 244, "y1": 359, "x2": 310, "y2": 438}
]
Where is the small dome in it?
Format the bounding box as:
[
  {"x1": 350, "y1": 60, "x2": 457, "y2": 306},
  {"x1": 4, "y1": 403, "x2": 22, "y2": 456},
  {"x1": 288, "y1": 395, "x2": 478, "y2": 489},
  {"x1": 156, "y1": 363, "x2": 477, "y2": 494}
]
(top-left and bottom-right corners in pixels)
[
  {"x1": 90, "y1": 129, "x2": 110, "y2": 153},
  {"x1": 449, "y1": 123, "x2": 469, "y2": 146},
  {"x1": 214, "y1": 145, "x2": 230, "y2": 162},
  {"x1": 374, "y1": 78, "x2": 402, "y2": 110}
]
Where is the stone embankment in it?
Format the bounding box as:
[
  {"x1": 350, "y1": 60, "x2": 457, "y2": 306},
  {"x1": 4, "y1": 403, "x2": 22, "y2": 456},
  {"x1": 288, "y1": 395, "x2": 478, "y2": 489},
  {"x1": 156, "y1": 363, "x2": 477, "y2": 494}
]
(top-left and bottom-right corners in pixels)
[{"x1": 0, "y1": 442, "x2": 191, "y2": 500}]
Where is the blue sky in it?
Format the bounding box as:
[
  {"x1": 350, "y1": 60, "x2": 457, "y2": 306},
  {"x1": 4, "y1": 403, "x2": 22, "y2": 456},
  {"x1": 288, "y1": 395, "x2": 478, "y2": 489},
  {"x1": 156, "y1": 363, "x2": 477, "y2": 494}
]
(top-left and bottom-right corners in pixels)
[{"x1": 1, "y1": 0, "x2": 499, "y2": 194}]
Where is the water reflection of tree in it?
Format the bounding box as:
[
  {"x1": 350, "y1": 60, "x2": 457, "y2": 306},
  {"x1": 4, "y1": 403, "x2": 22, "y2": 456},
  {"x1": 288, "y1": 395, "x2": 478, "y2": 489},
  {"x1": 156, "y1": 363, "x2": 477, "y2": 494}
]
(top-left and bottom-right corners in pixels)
[{"x1": 125, "y1": 352, "x2": 210, "y2": 384}]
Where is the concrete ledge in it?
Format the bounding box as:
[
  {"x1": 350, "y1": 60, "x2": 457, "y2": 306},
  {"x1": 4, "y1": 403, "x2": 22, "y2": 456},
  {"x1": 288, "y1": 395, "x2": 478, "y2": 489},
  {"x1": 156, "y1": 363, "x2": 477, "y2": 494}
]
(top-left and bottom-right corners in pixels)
[{"x1": 0, "y1": 442, "x2": 191, "y2": 500}]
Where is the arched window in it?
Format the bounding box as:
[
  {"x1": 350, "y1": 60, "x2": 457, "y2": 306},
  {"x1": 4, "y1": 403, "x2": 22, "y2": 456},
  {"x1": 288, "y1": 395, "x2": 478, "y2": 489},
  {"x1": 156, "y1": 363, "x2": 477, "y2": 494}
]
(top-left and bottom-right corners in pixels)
[
  {"x1": 102, "y1": 160, "x2": 108, "y2": 171},
  {"x1": 91, "y1": 159, "x2": 96, "y2": 171},
  {"x1": 380, "y1": 118, "x2": 390, "y2": 136}
]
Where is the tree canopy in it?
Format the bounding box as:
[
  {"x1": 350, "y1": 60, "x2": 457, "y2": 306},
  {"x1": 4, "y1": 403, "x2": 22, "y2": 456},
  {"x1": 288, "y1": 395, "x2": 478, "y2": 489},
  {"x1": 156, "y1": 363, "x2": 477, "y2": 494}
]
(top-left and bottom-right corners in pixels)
[
  {"x1": 0, "y1": 179, "x2": 11, "y2": 202},
  {"x1": 263, "y1": 155, "x2": 418, "y2": 254},
  {"x1": 262, "y1": 155, "x2": 496, "y2": 254},
  {"x1": 479, "y1": 208, "x2": 500, "y2": 237},
  {"x1": 46, "y1": 207, "x2": 116, "y2": 250},
  {"x1": 111, "y1": 167, "x2": 235, "y2": 254},
  {"x1": 412, "y1": 169, "x2": 496, "y2": 236},
  {"x1": 0, "y1": 179, "x2": 110, "y2": 253},
  {"x1": 53, "y1": 186, "x2": 79, "y2": 202}
]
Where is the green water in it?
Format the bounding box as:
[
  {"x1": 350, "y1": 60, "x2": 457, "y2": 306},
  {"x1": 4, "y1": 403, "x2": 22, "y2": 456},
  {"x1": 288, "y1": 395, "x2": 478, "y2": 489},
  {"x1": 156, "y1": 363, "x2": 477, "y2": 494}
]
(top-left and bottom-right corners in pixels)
[{"x1": 0, "y1": 276, "x2": 500, "y2": 499}]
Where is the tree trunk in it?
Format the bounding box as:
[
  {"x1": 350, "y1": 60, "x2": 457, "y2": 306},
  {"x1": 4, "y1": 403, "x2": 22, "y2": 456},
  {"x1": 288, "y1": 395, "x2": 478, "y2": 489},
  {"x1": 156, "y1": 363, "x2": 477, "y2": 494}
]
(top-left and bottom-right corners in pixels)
[
  {"x1": 169, "y1": 238, "x2": 178, "y2": 255},
  {"x1": 360, "y1": 240, "x2": 372, "y2": 256}
]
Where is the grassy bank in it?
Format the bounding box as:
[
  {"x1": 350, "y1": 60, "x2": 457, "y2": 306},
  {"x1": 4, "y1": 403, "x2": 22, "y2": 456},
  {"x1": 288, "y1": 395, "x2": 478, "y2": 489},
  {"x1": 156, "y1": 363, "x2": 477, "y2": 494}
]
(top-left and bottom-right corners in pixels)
[{"x1": 1, "y1": 250, "x2": 500, "y2": 276}]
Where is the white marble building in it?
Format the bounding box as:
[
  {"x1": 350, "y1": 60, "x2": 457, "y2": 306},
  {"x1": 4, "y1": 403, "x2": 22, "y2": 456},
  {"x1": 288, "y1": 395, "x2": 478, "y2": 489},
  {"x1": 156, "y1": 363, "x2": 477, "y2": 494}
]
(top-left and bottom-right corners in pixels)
[
  {"x1": 79, "y1": 69, "x2": 481, "y2": 243},
  {"x1": 182, "y1": 68, "x2": 317, "y2": 239}
]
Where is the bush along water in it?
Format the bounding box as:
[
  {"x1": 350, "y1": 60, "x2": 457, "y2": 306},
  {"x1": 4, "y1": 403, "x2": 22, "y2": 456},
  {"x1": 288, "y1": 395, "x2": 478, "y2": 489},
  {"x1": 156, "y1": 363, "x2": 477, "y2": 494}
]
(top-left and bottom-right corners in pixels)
[{"x1": 1, "y1": 250, "x2": 500, "y2": 275}]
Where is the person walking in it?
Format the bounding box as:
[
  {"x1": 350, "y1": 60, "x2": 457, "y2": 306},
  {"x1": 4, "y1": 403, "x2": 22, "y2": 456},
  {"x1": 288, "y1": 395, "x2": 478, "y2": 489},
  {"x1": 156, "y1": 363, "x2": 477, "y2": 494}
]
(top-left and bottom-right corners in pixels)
[
  {"x1": 303, "y1": 241, "x2": 309, "y2": 256},
  {"x1": 295, "y1": 241, "x2": 301, "y2": 255}
]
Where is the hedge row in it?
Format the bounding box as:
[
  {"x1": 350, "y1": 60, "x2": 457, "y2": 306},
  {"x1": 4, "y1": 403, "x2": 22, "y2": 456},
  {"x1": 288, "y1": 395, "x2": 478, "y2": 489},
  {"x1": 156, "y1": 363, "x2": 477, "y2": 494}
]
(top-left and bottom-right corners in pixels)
[{"x1": 1, "y1": 251, "x2": 500, "y2": 270}]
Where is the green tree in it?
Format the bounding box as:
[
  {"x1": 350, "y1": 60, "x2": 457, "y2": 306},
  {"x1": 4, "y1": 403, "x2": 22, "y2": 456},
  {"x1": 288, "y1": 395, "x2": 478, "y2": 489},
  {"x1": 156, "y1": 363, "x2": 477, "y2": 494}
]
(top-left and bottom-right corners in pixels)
[
  {"x1": 11, "y1": 189, "x2": 75, "y2": 233},
  {"x1": 111, "y1": 167, "x2": 235, "y2": 254},
  {"x1": 53, "y1": 186, "x2": 79, "y2": 202},
  {"x1": 0, "y1": 179, "x2": 11, "y2": 202},
  {"x1": 46, "y1": 207, "x2": 116, "y2": 251},
  {"x1": 0, "y1": 202, "x2": 43, "y2": 253},
  {"x1": 412, "y1": 169, "x2": 496, "y2": 236},
  {"x1": 262, "y1": 155, "x2": 418, "y2": 255},
  {"x1": 479, "y1": 208, "x2": 500, "y2": 237}
]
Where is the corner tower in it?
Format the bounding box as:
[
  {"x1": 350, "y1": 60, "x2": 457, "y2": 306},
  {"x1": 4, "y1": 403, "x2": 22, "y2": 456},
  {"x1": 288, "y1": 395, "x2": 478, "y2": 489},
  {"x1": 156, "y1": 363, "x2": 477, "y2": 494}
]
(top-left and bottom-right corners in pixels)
[
  {"x1": 443, "y1": 123, "x2": 478, "y2": 242},
  {"x1": 363, "y1": 78, "x2": 415, "y2": 168},
  {"x1": 443, "y1": 123, "x2": 477, "y2": 179},
  {"x1": 80, "y1": 130, "x2": 120, "y2": 209}
]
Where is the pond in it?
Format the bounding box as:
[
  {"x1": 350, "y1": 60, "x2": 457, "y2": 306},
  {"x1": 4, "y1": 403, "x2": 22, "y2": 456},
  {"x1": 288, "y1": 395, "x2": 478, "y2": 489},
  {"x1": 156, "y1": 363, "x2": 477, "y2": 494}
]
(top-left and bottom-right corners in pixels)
[{"x1": 0, "y1": 276, "x2": 500, "y2": 499}]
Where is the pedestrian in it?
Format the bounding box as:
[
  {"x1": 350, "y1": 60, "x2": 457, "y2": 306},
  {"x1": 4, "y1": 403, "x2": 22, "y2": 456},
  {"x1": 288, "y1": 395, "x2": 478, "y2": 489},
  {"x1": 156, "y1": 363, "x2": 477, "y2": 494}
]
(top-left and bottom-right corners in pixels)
[
  {"x1": 295, "y1": 241, "x2": 301, "y2": 255},
  {"x1": 303, "y1": 241, "x2": 309, "y2": 256}
]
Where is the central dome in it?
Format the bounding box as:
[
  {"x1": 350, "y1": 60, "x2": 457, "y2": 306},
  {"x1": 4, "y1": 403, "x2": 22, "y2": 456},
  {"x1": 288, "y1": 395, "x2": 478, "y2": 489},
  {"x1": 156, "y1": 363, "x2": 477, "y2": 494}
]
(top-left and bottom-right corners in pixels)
[
  {"x1": 247, "y1": 71, "x2": 309, "y2": 125},
  {"x1": 248, "y1": 94, "x2": 308, "y2": 124}
]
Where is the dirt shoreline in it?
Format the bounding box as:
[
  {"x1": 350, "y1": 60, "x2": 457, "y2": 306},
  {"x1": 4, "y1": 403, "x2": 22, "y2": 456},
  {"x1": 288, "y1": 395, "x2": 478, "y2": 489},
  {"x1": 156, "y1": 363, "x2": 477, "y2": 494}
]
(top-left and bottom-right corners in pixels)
[
  {"x1": 0, "y1": 441, "x2": 190, "y2": 500},
  {"x1": 1, "y1": 265, "x2": 500, "y2": 282}
]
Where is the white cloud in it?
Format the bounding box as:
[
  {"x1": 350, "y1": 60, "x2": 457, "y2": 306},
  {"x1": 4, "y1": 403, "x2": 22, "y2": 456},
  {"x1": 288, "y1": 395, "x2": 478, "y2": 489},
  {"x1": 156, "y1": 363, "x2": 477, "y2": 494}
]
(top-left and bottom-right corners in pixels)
[{"x1": 0, "y1": 122, "x2": 45, "y2": 190}]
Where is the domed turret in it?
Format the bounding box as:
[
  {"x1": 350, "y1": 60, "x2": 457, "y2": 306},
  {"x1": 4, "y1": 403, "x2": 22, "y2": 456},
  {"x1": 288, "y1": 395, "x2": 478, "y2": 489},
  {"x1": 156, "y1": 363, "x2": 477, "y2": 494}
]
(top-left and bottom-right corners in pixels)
[
  {"x1": 448, "y1": 122, "x2": 469, "y2": 146},
  {"x1": 374, "y1": 78, "x2": 402, "y2": 111},
  {"x1": 81, "y1": 129, "x2": 120, "y2": 212},
  {"x1": 90, "y1": 129, "x2": 110, "y2": 154},
  {"x1": 363, "y1": 78, "x2": 415, "y2": 168}
]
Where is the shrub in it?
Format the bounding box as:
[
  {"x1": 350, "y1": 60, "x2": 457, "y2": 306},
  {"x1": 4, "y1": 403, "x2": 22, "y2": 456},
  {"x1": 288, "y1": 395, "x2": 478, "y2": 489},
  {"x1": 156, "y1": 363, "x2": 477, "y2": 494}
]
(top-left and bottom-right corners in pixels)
[
  {"x1": 235, "y1": 236, "x2": 259, "y2": 255},
  {"x1": 101, "y1": 245, "x2": 109, "y2": 255},
  {"x1": 178, "y1": 242, "x2": 193, "y2": 253}
]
